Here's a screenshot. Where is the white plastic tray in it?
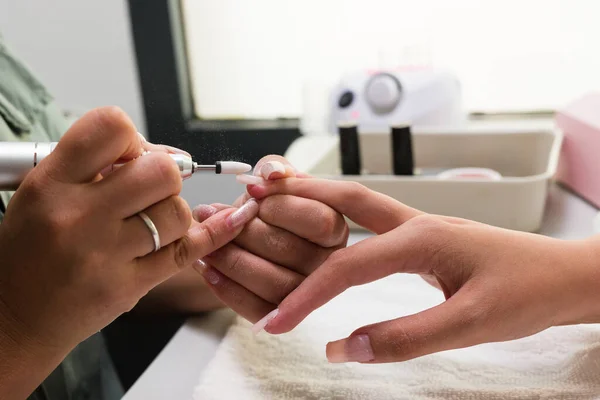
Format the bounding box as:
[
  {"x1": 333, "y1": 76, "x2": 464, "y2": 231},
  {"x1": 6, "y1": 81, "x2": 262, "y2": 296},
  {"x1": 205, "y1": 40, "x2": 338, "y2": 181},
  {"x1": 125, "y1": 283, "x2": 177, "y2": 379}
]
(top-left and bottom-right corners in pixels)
[{"x1": 284, "y1": 125, "x2": 563, "y2": 232}]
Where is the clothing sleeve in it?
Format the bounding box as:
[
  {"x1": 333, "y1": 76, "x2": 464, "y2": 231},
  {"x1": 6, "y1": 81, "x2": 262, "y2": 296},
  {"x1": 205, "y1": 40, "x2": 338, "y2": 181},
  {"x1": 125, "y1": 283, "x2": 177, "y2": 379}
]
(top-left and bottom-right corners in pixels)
[{"x1": 0, "y1": 34, "x2": 71, "y2": 217}]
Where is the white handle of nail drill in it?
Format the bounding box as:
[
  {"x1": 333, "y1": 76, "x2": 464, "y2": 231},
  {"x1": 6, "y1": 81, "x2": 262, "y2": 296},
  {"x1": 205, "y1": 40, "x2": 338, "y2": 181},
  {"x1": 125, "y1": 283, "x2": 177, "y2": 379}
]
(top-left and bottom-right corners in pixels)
[{"x1": 0, "y1": 142, "x2": 251, "y2": 190}]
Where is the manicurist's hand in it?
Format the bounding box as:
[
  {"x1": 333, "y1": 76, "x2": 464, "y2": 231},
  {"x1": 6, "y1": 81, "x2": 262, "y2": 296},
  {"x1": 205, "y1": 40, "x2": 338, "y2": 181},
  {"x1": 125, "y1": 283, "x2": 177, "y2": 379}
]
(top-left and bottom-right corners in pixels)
[
  {"x1": 244, "y1": 177, "x2": 600, "y2": 364},
  {"x1": 192, "y1": 156, "x2": 349, "y2": 325},
  {"x1": 0, "y1": 107, "x2": 257, "y2": 400}
]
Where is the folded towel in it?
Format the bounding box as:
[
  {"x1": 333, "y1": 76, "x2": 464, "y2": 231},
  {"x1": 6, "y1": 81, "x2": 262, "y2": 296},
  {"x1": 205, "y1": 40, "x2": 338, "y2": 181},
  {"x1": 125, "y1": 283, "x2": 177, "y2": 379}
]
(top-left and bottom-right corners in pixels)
[{"x1": 193, "y1": 274, "x2": 600, "y2": 400}]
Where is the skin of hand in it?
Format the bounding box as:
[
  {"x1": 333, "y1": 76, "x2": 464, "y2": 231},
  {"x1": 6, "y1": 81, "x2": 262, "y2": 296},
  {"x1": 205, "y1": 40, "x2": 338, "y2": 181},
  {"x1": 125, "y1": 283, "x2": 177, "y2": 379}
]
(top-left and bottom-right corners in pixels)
[
  {"x1": 0, "y1": 107, "x2": 258, "y2": 400},
  {"x1": 191, "y1": 156, "x2": 350, "y2": 323},
  {"x1": 243, "y1": 177, "x2": 600, "y2": 364},
  {"x1": 128, "y1": 134, "x2": 224, "y2": 315}
]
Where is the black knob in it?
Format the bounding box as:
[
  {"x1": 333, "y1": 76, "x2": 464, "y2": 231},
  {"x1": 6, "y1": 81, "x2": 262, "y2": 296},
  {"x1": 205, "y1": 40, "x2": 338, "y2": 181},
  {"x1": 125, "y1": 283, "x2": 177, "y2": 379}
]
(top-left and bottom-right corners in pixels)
[{"x1": 338, "y1": 91, "x2": 354, "y2": 108}]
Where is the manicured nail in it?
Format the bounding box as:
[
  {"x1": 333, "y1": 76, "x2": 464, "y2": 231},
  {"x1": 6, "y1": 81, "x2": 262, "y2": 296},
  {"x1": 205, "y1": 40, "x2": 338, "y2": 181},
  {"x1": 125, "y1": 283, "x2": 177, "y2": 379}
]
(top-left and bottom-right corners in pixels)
[
  {"x1": 251, "y1": 309, "x2": 279, "y2": 335},
  {"x1": 236, "y1": 174, "x2": 266, "y2": 185},
  {"x1": 327, "y1": 334, "x2": 374, "y2": 363},
  {"x1": 192, "y1": 259, "x2": 207, "y2": 273},
  {"x1": 163, "y1": 145, "x2": 191, "y2": 157},
  {"x1": 227, "y1": 198, "x2": 258, "y2": 228},
  {"x1": 193, "y1": 204, "x2": 218, "y2": 222},
  {"x1": 193, "y1": 259, "x2": 220, "y2": 285},
  {"x1": 259, "y1": 161, "x2": 286, "y2": 180}
]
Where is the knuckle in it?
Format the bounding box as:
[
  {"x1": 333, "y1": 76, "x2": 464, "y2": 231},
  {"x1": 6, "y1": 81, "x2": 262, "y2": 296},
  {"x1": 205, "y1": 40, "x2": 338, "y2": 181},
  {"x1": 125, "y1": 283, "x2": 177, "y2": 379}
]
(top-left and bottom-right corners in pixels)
[
  {"x1": 151, "y1": 153, "x2": 182, "y2": 193},
  {"x1": 173, "y1": 235, "x2": 193, "y2": 270},
  {"x1": 202, "y1": 224, "x2": 220, "y2": 250},
  {"x1": 191, "y1": 223, "x2": 221, "y2": 258},
  {"x1": 228, "y1": 250, "x2": 245, "y2": 274},
  {"x1": 93, "y1": 106, "x2": 135, "y2": 136},
  {"x1": 19, "y1": 173, "x2": 55, "y2": 206},
  {"x1": 314, "y1": 209, "x2": 347, "y2": 247},
  {"x1": 409, "y1": 214, "x2": 451, "y2": 241},
  {"x1": 259, "y1": 195, "x2": 286, "y2": 221},
  {"x1": 308, "y1": 207, "x2": 330, "y2": 236},
  {"x1": 407, "y1": 214, "x2": 455, "y2": 270},
  {"x1": 167, "y1": 196, "x2": 192, "y2": 231},
  {"x1": 272, "y1": 275, "x2": 303, "y2": 303},
  {"x1": 344, "y1": 181, "x2": 369, "y2": 202},
  {"x1": 44, "y1": 208, "x2": 78, "y2": 239}
]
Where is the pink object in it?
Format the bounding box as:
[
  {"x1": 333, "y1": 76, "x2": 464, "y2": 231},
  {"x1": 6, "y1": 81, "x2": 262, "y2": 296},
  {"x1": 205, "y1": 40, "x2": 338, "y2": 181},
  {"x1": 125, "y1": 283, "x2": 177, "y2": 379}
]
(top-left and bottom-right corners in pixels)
[
  {"x1": 556, "y1": 92, "x2": 600, "y2": 208},
  {"x1": 437, "y1": 168, "x2": 502, "y2": 181}
]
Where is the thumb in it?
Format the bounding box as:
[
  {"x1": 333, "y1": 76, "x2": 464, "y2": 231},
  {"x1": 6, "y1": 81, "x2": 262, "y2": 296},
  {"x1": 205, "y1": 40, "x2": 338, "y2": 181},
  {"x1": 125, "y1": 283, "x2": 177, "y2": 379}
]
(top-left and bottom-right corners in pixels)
[
  {"x1": 327, "y1": 293, "x2": 479, "y2": 363},
  {"x1": 43, "y1": 106, "x2": 142, "y2": 184}
]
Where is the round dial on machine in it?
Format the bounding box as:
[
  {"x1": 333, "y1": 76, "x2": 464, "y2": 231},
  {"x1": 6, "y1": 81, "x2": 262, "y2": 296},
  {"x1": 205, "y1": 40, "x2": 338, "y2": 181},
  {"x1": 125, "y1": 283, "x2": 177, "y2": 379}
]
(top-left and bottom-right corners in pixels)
[{"x1": 364, "y1": 73, "x2": 402, "y2": 114}]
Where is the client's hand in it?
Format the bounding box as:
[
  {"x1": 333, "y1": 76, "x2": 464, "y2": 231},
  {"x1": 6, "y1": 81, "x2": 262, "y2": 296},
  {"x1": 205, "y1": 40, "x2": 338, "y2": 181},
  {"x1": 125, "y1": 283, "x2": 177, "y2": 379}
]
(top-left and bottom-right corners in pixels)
[
  {"x1": 192, "y1": 156, "x2": 349, "y2": 323},
  {"x1": 244, "y1": 178, "x2": 600, "y2": 363}
]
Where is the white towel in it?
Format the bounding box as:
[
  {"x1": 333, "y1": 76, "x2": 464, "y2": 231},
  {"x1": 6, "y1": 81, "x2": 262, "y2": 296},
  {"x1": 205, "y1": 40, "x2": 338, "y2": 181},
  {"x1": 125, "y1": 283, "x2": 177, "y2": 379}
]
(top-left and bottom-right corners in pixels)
[{"x1": 193, "y1": 274, "x2": 600, "y2": 400}]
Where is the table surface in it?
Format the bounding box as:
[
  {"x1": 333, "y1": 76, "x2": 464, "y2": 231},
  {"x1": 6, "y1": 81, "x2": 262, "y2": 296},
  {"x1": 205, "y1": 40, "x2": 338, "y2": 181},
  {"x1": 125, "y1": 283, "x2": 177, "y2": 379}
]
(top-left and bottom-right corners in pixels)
[{"x1": 123, "y1": 184, "x2": 599, "y2": 400}]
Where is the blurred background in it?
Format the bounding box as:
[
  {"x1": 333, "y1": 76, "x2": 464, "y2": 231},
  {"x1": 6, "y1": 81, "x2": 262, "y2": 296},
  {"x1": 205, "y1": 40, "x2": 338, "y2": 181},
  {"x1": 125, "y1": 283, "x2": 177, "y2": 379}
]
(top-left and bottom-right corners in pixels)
[{"x1": 2, "y1": 0, "x2": 599, "y2": 162}]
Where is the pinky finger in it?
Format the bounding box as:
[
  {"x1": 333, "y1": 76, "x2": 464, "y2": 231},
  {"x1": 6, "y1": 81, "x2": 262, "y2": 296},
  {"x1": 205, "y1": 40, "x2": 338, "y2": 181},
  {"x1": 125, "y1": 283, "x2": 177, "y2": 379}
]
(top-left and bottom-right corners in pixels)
[{"x1": 193, "y1": 260, "x2": 276, "y2": 324}]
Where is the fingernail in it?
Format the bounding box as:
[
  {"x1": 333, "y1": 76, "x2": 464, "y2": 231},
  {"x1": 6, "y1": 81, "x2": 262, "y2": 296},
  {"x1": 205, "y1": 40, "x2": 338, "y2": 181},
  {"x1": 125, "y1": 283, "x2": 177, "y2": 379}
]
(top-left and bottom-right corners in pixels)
[
  {"x1": 194, "y1": 260, "x2": 220, "y2": 285},
  {"x1": 137, "y1": 132, "x2": 148, "y2": 142},
  {"x1": 327, "y1": 334, "x2": 374, "y2": 363},
  {"x1": 227, "y1": 198, "x2": 258, "y2": 228},
  {"x1": 192, "y1": 259, "x2": 207, "y2": 272},
  {"x1": 251, "y1": 309, "x2": 279, "y2": 335},
  {"x1": 193, "y1": 204, "x2": 218, "y2": 221},
  {"x1": 259, "y1": 161, "x2": 286, "y2": 180},
  {"x1": 163, "y1": 145, "x2": 191, "y2": 157},
  {"x1": 236, "y1": 174, "x2": 266, "y2": 185}
]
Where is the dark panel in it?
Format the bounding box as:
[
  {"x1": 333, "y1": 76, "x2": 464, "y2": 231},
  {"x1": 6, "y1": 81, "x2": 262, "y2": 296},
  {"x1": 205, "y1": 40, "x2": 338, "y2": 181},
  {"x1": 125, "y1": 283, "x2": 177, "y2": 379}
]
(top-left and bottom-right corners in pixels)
[{"x1": 127, "y1": 0, "x2": 301, "y2": 165}]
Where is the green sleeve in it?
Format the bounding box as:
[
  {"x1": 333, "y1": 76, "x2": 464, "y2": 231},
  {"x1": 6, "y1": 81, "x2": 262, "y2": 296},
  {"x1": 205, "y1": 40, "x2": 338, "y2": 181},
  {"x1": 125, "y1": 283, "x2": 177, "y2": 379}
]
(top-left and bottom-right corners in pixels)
[{"x1": 0, "y1": 34, "x2": 71, "y2": 217}]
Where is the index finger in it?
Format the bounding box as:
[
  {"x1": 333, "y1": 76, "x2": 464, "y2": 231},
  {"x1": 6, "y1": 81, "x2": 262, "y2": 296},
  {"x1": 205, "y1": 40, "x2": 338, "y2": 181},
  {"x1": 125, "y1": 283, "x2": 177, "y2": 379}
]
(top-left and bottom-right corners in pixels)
[
  {"x1": 135, "y1": 199, "x2": 259, "y2": 288},
  {"x1": 41, "y1": 106, "x2": 142, "y2": 184},
  {"x1": 248, "y1": 178, "x2": 422, "y2": 234},
  {"x1": 260, "y1": 227, "x2": 418, "y2": 334}
]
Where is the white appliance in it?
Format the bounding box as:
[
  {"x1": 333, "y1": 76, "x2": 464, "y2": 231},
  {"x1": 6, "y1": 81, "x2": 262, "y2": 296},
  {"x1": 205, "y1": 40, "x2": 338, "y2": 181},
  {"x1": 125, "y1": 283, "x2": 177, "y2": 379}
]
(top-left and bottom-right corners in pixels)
[{"x1": 328, "y1": 68, "x2": 464, "y2": 133}]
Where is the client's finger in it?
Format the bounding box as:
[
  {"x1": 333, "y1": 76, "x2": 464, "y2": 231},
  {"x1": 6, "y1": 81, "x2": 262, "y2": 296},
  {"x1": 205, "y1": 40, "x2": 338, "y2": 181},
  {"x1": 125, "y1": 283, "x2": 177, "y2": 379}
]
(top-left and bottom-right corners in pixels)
[
  {"x1": 248, "y1": 178, "x2": 422, "y2": 234},
  {"x1": 193, "y1": 260, "x2": 276, "y2": 323},
  {"x1": 258, "y1": 194, "x2": 348, "y2": 248},
  {"x1": 194, "y1": 201, "x2": 334, "y2": 275},
  {"x1": 259, "y1": 225, "x2": 429, "y2": 334},
  {"x1": 205, "y1": 243, "x2": 304, "y2": 304},
  {"x1": 234, "y1": 217, "x2": 332, "y2": 275},
  {"x1": 326, "y1": 293, "x2": 478, "y2": 363}
]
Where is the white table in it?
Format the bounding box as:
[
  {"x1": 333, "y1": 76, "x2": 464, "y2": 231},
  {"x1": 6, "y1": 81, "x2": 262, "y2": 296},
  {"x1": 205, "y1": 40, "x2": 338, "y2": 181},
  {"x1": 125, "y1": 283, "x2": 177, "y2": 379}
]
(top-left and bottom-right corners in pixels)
[{"x1": 123, "y1": 184, "x2": 599, "y2": 400}]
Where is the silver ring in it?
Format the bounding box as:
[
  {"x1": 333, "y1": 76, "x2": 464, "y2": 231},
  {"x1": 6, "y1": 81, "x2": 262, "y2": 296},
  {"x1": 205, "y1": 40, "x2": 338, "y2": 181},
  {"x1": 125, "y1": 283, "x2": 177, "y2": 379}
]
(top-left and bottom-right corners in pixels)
[{"x1": 138, "y1": 211, "x2": 161, "y2": 252}]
